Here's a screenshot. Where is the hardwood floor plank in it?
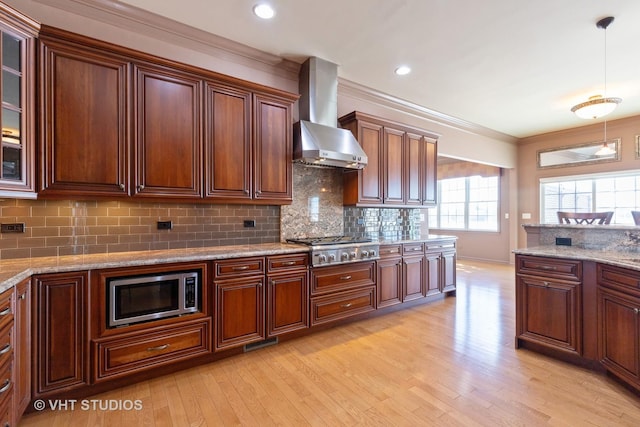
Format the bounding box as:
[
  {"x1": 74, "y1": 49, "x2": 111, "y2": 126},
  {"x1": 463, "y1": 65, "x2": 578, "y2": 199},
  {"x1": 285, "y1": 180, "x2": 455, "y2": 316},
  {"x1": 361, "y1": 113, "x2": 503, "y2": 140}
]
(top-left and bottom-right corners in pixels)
[{"x1": 19, "y1": 260, "x2": 640, "y2": 426}]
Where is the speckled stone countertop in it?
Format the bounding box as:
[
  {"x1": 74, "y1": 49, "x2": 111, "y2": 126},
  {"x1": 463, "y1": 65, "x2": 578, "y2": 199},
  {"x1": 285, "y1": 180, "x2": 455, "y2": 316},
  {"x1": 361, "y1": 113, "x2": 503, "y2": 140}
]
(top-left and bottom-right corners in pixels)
[
  {"x1": 0, "y1": 243, "x2": 308, "y2": 294},
  {"x1": 514, "y1": 245, "x2": 640, "y2": 271}
]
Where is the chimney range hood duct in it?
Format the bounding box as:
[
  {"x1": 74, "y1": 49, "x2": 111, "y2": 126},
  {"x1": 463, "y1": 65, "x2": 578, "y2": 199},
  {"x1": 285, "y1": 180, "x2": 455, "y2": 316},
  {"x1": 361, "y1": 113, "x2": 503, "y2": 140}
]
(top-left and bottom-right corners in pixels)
[{"x1": 293, "y1": 57, "x2": 367, "y2": 169}]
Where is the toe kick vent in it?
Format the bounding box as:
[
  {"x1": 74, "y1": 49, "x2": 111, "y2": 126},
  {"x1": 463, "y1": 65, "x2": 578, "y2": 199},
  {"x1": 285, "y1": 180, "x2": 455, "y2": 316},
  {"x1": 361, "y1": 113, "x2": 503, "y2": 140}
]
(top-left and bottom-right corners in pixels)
[{"x1": 244, "y1": 337, "x2": 278, "y2": 352}]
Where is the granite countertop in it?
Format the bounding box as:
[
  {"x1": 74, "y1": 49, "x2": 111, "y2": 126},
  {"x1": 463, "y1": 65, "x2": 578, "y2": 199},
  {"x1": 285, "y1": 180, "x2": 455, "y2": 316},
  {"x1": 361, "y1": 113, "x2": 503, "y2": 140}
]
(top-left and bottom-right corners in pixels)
[
  {"x1": 514, "y1": 245, "x2": 640, "y2": 271},
  {"x1": 0, "y1": 243, "x2": 308, "y2": 294}
]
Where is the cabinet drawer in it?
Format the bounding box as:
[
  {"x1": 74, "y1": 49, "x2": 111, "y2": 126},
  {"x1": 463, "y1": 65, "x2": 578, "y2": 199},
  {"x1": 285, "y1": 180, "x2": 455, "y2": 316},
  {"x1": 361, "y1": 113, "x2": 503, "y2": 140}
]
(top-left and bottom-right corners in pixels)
[
  {"x1": 597, "y1": 263, "x2": 640, "y2": 296},
  {"x1": 0, "y1": 328, "x2": 11, "y2": 370},
  {"x1": 311, "y1": 287, "x2": 376, "y2": 326},
  {"x1": 379, "y1": 244, "x2": 402, "y2": 258},
  {"x1": 0, "y1": 290, "x2": 12, "y2": 333},
  {"x1": 215, "y1": 257, "x2": 265, "y2": 278},
  {"x1": 516, "y1": 255, "x2": 582, "y2": 282},
  {"x1": 267, "y1": 253, "x2": 309, "y2": 272},
  {"x1": 310, "y1": 261, "x2": 375, "y2": 296},
  {"x1": 0, "y1": 359, "x2": 12, "y2": 409},
  {"x1": 403, "y1": 243, "x2": 425, "y2": 256},
  {"x1": 94, "y1": 319, "x2": 211, "y2": 381}
]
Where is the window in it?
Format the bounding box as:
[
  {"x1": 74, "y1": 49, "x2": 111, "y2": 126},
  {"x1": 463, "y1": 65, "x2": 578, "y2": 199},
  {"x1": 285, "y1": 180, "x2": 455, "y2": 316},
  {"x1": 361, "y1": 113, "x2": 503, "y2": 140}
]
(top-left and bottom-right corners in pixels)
[
  {"x1": 540, "y1": 171, "x2": 640, "y2": 225},
  {"x1": 429, "y1": 175, "x2": 499, "y2": 231}
]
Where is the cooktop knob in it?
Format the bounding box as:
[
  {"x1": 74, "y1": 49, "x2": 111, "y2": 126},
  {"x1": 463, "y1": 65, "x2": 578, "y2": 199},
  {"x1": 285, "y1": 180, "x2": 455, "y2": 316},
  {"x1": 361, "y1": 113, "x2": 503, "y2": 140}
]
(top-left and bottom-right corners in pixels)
[
  {"x1": 329, "y1": 254, "x2": 336, "y2": 262},
  {"x1": 319, "y1": 254, "x2": 327, "y2": 263},
  {"x1": 362, "y1": 250, "x2": 369, "y2": 258},
  {"x1": 341, "y1": 253, "x2": 349, "y2": 261},
  {"x1": 370, "y1": 250, "x2": 377, "y2": 257},
  {"x1": 350, "y1": 252, "x2": 357, "y2": 259}
]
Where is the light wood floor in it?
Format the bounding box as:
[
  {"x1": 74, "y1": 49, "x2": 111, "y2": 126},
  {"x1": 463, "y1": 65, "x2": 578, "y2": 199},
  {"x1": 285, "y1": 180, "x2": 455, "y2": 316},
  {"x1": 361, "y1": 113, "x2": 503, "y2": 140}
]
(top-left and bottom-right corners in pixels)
[{"x1": 20, "y1": 260, "x2": 640, "y2": 426}]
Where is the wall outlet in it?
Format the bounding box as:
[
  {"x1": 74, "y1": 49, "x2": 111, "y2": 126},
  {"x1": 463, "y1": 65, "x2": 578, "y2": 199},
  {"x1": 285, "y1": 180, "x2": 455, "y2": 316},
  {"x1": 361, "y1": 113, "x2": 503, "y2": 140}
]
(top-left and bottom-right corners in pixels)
[
  {"x1": 157, "y1": 221, "x2": 172, "y2": 230},
  {"x1": 0, "y1": 223, "x2": 25, "y2": 233},
  {"x1": 522, "y1": 213, "x2": 532, "y2": 219},
  {"x1": 556, "y1": 237, "x2": 572, "y2": 246},
  {"x1": 243, "y1": 220, "x2": 256, "y2": 228}
]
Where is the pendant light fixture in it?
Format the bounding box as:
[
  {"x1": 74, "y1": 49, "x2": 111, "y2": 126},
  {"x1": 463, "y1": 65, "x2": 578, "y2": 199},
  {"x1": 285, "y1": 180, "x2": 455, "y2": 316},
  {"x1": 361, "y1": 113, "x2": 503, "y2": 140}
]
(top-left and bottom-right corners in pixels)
[{"x1": 571, "y1": 17, "x2": 621, "y2": 120}]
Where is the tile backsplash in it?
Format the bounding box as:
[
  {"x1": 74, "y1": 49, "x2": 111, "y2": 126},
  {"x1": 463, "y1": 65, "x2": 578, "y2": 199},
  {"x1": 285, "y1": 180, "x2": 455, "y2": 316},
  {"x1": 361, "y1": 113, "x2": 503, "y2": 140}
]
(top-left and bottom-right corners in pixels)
[
  {"x1": 344, "y1": 207, "x2": 427, "y2": 240},
  {"x1": 0, "y1": 199, "x2": 279, "y2": 259}
]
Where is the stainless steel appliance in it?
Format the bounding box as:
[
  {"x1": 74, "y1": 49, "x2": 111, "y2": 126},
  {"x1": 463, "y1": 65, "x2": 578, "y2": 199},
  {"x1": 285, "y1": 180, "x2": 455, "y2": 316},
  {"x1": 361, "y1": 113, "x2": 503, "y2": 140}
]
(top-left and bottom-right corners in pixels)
[
  {"x1": 108, "y1": 270, "x2": 201, "y2": 327},
  {"x1": 287, "y1": 236, "x2": 379, "y2": 267}
]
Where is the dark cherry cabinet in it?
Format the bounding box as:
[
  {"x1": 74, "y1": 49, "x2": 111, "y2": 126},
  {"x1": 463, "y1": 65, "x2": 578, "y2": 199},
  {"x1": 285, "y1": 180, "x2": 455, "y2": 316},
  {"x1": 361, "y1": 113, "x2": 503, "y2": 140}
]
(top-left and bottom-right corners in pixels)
[
  {"x1": 36, "y1": 26, "x2": 297, "y2": 203},
  {"x1": 253, "y1": 94, "x2": 293, "y2": 202},
  {"x1": 38, "y1": 27, "x2": 129, "y2": 197},
  {"x1": 204, "y1": 83, "x2": 252, "y2": 200},
  {"x1": 425, "y1": 242, "x2": 457, "y2": 296},
  {"x1": 403, "y1": 243, "x2": 426, "y2": 302},
  {"x1": 32, "y1": 271, "x2": 88, "y2": 398},
  {"x1": 377, "y1": 245, "x2": 402, "y2": 308},
  {"x1": 133, "y1": 64, "x2": 202, "y2": 199},
  {"x1": 266, "y1": 253, "x2": 309, "y2": 337},
  {"x1": 515, "y1": 255, "x2": 583, "y2": 356},
  {"x1": 13, "y1": 278, "x2": 29, "y2": 421},
  {"x1": 0, "y1": 3, "x2": 38, "y2": 197},
  {"x1": 340, "y1": 111, "x2": 438, "y2": 207},
  {"x1": 214, "y1": 257, "x2": 266, "y2": 350}
]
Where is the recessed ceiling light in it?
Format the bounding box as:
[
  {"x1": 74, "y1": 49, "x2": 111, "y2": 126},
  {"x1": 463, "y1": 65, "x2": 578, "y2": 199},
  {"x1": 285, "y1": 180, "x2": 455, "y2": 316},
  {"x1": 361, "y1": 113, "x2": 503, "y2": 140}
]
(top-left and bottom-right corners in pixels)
[
  {"x1": 253, "y1": 4, "x2": 275, "y2": 19},
  {"x1": 394, "y1": 65, "x2": 411, "y2": 76}
]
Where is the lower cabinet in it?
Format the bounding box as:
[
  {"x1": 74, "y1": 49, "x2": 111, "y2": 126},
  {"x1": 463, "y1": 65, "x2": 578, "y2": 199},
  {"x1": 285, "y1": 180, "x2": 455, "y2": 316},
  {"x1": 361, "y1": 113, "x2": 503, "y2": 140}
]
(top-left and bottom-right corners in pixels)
[
  {"x1": 93, "y1": 319, "x2": 211, "y2": 381},
  {"x1": 14, "y1": 278, "x2": 30, "y2": 422},
  {"x1": 377, "y1": 244, "x2": 402, "y2": 308},
  {"x1": 310, "y1": 261, "x2": 376, "y2": 326},
  {"x1": 32, "y1": 271, "x2": 88, "y2": 398},
  {"x1": 266, "y1": 253, "x2": 309, "y2": 337},
  {"x1": 0, "y1": 287, "x2": 13, "y2": 426},
  {"x1": 215, "y1": 276, "x2": 265, "y2": 350}
]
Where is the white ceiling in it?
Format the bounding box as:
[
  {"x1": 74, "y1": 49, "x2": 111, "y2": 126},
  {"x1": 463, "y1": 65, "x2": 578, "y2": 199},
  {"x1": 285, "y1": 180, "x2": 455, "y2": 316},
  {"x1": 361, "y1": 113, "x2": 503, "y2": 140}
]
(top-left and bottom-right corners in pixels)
[{"x1": 32, "y1": 0, "x2": 640, "y2": 138}]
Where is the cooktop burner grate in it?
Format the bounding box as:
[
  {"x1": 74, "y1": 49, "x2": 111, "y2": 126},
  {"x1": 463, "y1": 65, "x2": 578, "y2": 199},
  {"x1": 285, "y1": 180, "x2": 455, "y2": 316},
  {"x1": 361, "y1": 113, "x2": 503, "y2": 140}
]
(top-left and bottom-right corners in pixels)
[{"x1": 286, "y1": 236, "x2": 372, "y2": 246}]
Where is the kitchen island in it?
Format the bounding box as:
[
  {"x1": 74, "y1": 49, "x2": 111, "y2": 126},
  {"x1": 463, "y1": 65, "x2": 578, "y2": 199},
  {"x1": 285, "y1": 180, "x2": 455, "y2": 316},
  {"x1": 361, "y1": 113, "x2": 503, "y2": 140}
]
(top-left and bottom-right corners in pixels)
[{"x1": 515, "y1": 223, "x2": 640, "y2": 394}]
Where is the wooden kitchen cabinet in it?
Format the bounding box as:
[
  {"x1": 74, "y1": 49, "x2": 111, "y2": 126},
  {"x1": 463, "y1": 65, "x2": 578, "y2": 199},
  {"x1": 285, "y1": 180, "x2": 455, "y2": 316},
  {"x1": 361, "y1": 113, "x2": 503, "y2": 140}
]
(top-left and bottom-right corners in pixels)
[
  {"x1": 403, "y1": 243, "x2": 425, "y2": 302},
  {"x1": 204, "y1": 82, "x2": 252, "y2": 200},
  {"x1": 0, "y1": 286, "x2": 13, "y2": 426},
  {"x1": 214, "y1": 257, "x2": 266, "y2": 350},
  {"x1": 266, "y1": 253, "x2": 309, "y2": 337},
  {"x1": 0, "y1": 3, "x2": 38, "y2": 198},
  {"x1": 597, "y1": 263, "x2": 640, "y2": 390},
  {"x1": 340, "y1": 111, "x2": 438, "y2": 207},
  {"x1": 133, "y1": 63, "x2": 202, "y2": 199},
  {"x1": 425, "y1": 242, "x2": 457, "y2": 296},
  {"x1": 33, "y1": 271, "x2": 89, "y2": 398},
  {"x1": 38, "y1": 26, "x2": 130, "y2": 197},
  {"x1": 515, "y1": 255, "x2": 582, "y2": 356},
  {"x1": 310, "y1": 261, "x2": 376, "y2": 326},
  {"x1": 377, "y1": 245, "x2": 402, "y2": 308},
  {"x1": 13, "y1": 278, "x2": 29, "y2": 422},
  {"x1": 253, "y1": 93, "x2": 294, "y2": 202}
]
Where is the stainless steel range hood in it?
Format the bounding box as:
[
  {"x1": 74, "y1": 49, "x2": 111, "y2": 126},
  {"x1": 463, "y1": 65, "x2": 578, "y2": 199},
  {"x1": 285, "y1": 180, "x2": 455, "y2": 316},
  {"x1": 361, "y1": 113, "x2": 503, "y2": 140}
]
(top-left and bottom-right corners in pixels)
[{"x1": 293, "y1": 57, "x2": 367, "y2": 169}]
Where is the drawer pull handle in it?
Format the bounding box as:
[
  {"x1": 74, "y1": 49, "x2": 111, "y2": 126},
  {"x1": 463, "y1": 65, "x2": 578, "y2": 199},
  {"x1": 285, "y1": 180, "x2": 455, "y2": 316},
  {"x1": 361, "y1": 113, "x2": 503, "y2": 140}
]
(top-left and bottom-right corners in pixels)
[
  {"x1": 233, "y1": 266, "x2": 250, "y2": 271},
  {"x1": 539, "y1": 266, "x2": 557, "y2": 271},
  {"x1": 340, "y1": 275, "x2": 352, "y2": 280},
  {"x1": 0, "y1": 344, "x2": 10, "y2": 355},
  {"x1": 0, "y1": 307, "x2": 10, "y2": 316},
  {"x1": 282, "y1": 261, "x2": 296, "y2": 266},
  {"x1": 412, "y1": 248, "x2": 422, "y2": 251},
  {"x1": 340, "y1": 303, "x2": 353, "y2": 308},
  {"x1": 387, "y1": 250, "x2": 397, "y2": 254},
  {"x1": 0, "y1": 379, "x2": 9, "y2": 394},
  {"x1": 635, "y1": 308, "x2": 639, "y2": 315},
  {"x1": 147, "y1": 344, "x2": 170, "y2": 352},
  {"x1": 543, "y1": 281, "x2": 550, "y2": 287}
]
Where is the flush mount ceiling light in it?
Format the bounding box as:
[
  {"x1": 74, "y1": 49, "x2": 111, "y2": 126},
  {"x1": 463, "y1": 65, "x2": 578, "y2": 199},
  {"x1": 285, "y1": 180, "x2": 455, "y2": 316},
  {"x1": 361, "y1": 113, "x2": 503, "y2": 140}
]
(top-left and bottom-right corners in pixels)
[
  {"x1": 253, "y1": 3, "x2": 275, "y2": 19},
  {"x1": 394, "y1": 65, "x2": 411, "y2": 76},
  {"x1": 571, "y1": 16, "x2": 622, "y2": 120}
]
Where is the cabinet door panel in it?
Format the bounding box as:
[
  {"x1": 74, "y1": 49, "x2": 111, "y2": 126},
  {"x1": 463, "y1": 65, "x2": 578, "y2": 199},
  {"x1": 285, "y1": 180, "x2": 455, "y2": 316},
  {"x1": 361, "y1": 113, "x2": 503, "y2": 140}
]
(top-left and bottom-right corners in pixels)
[
  {"x1": 33, "y1": 272, "x2": 88, "y2": 397},
  {"x1": 40, "y1": 40, "x2": 128, "y2": 196},
  {"x1": 423, "y1": 137, "x2": 437, "y2": 205},
  {"x1": 383, "y1": 127, "x2": 404, "y2": 204},
  {"x1": 253, "y1": 94, "x2": 292, "y2": 201},
  {"x1": 205, "y1": 83, "x2": 251, "y2": 199},
  {"x1": 358, "y1": 122, "x2": 383, "y2": 203},
  {"x1": 134, "y1": 65, "x2": 201, "y2": 198},
  {"x1": 267, "y1": 271, "x2": 309, "y2": 336},
  {"x1": 599, "y1": 290, "x2": 640, "y2": 379},
  {"x1": 403, "y1": 256, "x2": 425, "y2": 301},
  {"x1": 377, "y1": 257, "x2": 402, "y2": 308},
  {"x1": 215, "y1": 277, "x2": 265, "y2": 350},
  {"x1": 424, "y1": 252, "x2": 441, "y2": 296},
  {"x1": 405, "y1": 133, "x2": 422, "y2": 205},
  {"x1": 14, "y1": 279, "x2": 30, "y2": 418},
  {"x1": 441, "y1": 250, "x2": 457, "y2": 293}
]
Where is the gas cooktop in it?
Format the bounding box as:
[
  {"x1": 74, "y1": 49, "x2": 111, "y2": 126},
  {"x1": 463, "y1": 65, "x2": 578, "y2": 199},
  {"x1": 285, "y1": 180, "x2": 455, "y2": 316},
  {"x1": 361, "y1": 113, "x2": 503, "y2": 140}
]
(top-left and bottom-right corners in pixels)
[
  {"x1": 286, "y1": 236, "x2": 372, "y2": 246},
  {"x1": 287, "y1": 236, "x2": 379, "y2": 266}
]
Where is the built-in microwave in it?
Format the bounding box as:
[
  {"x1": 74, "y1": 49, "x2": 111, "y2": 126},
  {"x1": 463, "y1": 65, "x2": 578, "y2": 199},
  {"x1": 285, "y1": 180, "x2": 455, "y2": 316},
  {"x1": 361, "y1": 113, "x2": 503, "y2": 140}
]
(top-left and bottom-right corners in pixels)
[{"x1": 107, "y1": 270, "x2": 201, "y2": 327}]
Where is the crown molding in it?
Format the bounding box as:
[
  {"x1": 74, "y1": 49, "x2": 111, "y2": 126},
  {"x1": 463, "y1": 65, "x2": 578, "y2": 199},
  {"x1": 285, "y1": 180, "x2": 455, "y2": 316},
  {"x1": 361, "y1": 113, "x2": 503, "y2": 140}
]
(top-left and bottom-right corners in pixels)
[
  {"x1": 34, "y1": 0, "x2": 300, "y2": 81},
  {"x1": 338, "y1": 78, "x2": 519, "y2": 144}
]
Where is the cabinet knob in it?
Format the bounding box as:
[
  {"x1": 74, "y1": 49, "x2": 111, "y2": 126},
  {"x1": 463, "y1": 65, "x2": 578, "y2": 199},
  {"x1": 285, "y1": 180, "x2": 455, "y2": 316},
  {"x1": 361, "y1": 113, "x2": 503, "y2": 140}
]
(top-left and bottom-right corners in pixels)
[
  {"x1": 635, "y1": 308, "x2": 639, "y2": 315},
  {"x1": 137, "y1": 184, "x2": 145, "y2": 191},
  {"x1": 255, "y1": 190, "x2": 262, "y2": 196},
  {"x1": 542, "y1": 281, "x2": 550, "y2": 287},
  {"x1": 119, "y1": 183, "x2": 125, "y2": 190}
]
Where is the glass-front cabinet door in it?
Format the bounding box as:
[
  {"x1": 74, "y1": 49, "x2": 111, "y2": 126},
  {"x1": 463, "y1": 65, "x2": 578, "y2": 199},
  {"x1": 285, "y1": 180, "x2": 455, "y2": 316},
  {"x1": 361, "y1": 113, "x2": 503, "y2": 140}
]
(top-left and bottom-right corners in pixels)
[{"x1": 0, "y1": 3, "x2": 38, "y2": 196}]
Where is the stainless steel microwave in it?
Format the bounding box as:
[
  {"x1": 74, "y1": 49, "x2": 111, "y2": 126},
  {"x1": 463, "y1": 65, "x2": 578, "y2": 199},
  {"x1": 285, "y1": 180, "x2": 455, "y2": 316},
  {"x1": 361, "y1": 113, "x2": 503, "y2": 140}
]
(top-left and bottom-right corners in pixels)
[{"x1": 108, "y1": 270, "x2": 200, "y2": 327}]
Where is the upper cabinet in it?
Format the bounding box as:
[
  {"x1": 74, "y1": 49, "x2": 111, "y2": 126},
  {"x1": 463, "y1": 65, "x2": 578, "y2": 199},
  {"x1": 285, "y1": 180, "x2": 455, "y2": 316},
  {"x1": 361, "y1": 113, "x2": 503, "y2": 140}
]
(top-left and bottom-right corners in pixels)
[
  {"x1": 37, "y1": 26, "x2": 297, "y2": 204},
  {"x1": 339, "y1": 111, "x2": 439, "y2": 208},
  {"x1": 0, "y1": 3, "x2": 38, "y2": 198}
]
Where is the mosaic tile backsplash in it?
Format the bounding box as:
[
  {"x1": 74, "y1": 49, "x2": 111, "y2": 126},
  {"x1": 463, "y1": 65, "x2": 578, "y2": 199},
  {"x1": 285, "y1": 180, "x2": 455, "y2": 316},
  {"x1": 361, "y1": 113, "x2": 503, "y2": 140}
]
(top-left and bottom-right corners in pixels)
[{"x1": 344, "y1": 207, "x2": 428, "y2": 240}]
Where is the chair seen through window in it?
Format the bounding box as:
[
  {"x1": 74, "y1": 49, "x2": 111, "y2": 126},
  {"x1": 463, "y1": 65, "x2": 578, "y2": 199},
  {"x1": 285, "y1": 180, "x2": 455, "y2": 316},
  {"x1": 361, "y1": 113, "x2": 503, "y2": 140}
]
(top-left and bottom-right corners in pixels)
[{"x1": 556, "y1": 211, "x2": 614, "y2": 225}]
